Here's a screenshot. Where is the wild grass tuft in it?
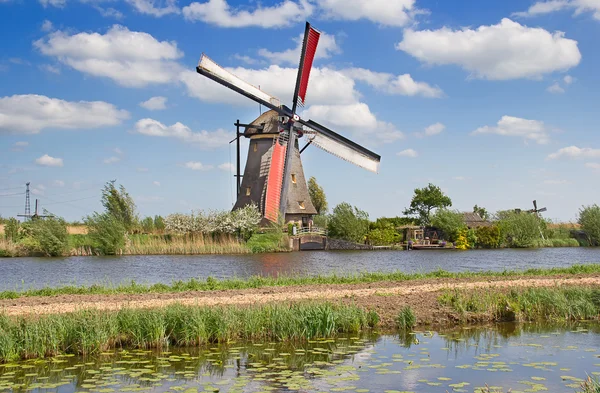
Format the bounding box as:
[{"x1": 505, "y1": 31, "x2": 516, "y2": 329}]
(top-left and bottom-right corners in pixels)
[
  {"x1": 439, "y1": 286, "x2": 600, "y2": 322},
  {"x1": 579, "y1": 376, "x2": 600, "y2": 393},
  {"x1": 3, "y1": 263, "x2": 600, "y2": 300},
  {"x1": 396, "y1": 306, "x2": 416, "y2": 330},
  {"x1": 0, "y1": 302, "x2": 376, "y2": 363}
]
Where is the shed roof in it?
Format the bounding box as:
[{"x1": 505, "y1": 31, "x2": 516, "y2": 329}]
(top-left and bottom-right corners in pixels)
[{"x1": 462, "y1": 212, "x2": 491, "y2": 228}]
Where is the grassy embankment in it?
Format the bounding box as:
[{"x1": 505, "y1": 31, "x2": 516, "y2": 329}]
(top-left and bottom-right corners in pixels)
[
  {"x1": 1, "y1": 263, "x2": 600, "y2": 299},
  {"x1": 0, "y1": 302, "x2": 375, "y2": 362}
]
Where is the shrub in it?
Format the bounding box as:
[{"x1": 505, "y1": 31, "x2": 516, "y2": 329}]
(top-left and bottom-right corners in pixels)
[
  {"x1": 141, "y1": 217, "x2": 154, "y2": 233},
  {"x1": 496, "y1": 210, "x2": 545, "y2": 248},
  {"x1": 578, "y1": 204, "x2": 600, "y2": 246},
  {"x1": 431, "y1": 209, "x2": 466, "y2": 242},
  {"x1": 367, "y1": 228, "x2": 400, "y2": 246},
  {"x1": 475, "y1": 225, "x2": 501, "y2": 248},
  {"x1": 85, "y1": 212, "x2": 126, "y2": 255},
  {"x1": 4, "y1": 218, "x2": 19, "y2": 242},
  {"x1": 246, "y1": 231, "x2": 288, "y2": 253},
  {"x1": 327, "y1": 202, "x2": 369, "y2": 243},
  {"x1": 21, "y1": 217, "x2": 69, "y2": 257}
]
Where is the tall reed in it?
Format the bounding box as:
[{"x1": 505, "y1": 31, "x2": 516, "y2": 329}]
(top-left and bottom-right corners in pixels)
[
  {"x1": 124, "y1": 233, "x2": 251, "y2": 255},
  {"x1": 0, "y1": 302, "x2": 374, "y2": 363}
]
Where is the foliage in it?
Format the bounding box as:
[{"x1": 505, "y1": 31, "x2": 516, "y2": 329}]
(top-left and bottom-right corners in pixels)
[
  {"x1": 327, "y1": 202, "x2": 370, "y2": 243},
  {"x1": 141, "y1": 216, "x2": 154, "y2": 233},
  {"x1": 308, "y1": 176, "x2": 328, "y2": 215},
  {"x1": 153, "y1": 215, "x2": 165, "y2": 233},
  {"x1": 579, "y1": 376, "x2": 600, "y2": 393},
  {"x1": 396, "y1": 307, "x2": 416, "y2": 330},
  {"x1": 370, "y1": 216, "x2": 415, "y2": 229},
  {"x1": 496, "y1": 210, "x2": 544, "y2": 248},
  {"x1": 473, "y1": 204, "x2": 489, "y2": 220},
  {"x1": 85, "y1": 212, "x2": 126, "y2": 255},
  {"x1": 367, "y1": 228, "x2": 400, "y2": 246},
  {"x1": 466, "y1": 229, "x2": 477, "y2": 248},
  {"x1": 475, "y1": 225, "x2": 501, "y2": 248},
  {"x1": 4, "y1": 218, "x2": 19, "y2": 242},
  {"x1": 246, "y1": 231, "x2": 288, "y2": 253},
  {"x1": 430, "y1": 209, "x2": 466, "y2": 242},
  {"x1": 403, "y1": 183, "x2": 452, "y2": 225},
  {"x1": 454, "y1": 229, "x2": 469, "y2": 250},
  {"x1": 101, "y1": 180, "x2": 138, "y2": 232},
  {"x1": 312, "y1": 214, "x2": 328, "y2": 229},
  {"x1": 578, "y1": 204, "x2": 600, "y2": 246},
  {"x1": 20, "y1": 216, "x2": 69, "y2": 257}
]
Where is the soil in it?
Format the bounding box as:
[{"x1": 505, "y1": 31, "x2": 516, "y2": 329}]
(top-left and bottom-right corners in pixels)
[{"x1": 1, "y1": 274, "x2": 599, "y2": 329}]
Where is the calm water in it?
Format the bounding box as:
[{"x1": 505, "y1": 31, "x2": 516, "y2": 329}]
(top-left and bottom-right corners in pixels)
[
  {"x1": 1, "y1": 323, "x2": 599, "y2": 393},
  {"x1": 1, "y1": 247, "x2": 599, "y2": 291}
]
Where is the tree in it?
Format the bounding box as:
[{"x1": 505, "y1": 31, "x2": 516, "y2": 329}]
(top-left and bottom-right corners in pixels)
[
  {"x1": 403, "y1": 183, "x2": 452, "y2": 225},
  {"x1": 327, "y1": 202, "x2": 370, "y2": 243},
  {"x1": 496, "y1": 210, "x2": 543, "y2": 248},
  {"x1": 101, "y1": 180, "x2": 137, "y2": 232},
  {"x1": 85, "y1": 212, "x2": 126, "y2": 255},
  {"x1": 4, "y1": 218, "x2": 19, "y2": 242},
  {"x1": 154, "y1": 215, "x2": 165, "y2": 233},
  {"x1": 141, "y1": 217, "x2": 154, "y2": 233},
  {"x1": 308, "y1": 176, "x2": 328, "y2": 215},
  {"x1": 430, "y1": 209, "x2": 466, "y2": 242},
  {"x1": 578, "y1": 204, "x2": 600, "y2": 246},
  {"x1": 20, "y1": 215, "x2": 69, "y2": 257},
  {"x1": 473, "y1": 205, "x2": 489, "y2": 220}
]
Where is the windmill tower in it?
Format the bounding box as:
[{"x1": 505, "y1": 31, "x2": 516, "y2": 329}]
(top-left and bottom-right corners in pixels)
[
  {"x1": 196, "y1": 22, "x2": 381, "y2": 227},
  {"x1": 529, "y1": 199, "x2": 548, "y2": 241}
]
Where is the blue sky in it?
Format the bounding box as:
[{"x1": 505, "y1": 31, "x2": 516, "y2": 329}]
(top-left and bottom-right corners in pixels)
[{"x1": 1, "y1": 0, "x2": 599, "y2": 223}]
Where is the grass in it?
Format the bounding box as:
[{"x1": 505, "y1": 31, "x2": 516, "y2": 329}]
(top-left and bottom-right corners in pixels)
[
  {"x1": 0, "y1": 239, "x2": 26, "y2": 257},
  {"x1": 438, "y1": 286, "x2": 600, "y2": 322},
  {"x1": 396, "y1": 306, "x2": 415, "y2": 330},
  {"x1": 580, "y1": 376, "x2": 600, "y2": 393},
  {"x1": 0, "y1": 302, "x2": 374, "y2": 363},
  {"x1": 2, "y1": 263, "x2": 600, "y2": 300},
  {"x1": 124, "y1": 233, "x2": 251, "y2": 255}
]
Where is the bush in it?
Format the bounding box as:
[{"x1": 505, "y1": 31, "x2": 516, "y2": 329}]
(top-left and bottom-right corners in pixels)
[
  {"x1": 496, "y1": 210, "x2": 545, "y2": 248},
  {"x1": 578, "y1": 204, "x2": 600, "y2": 246},
  {"x1": 4, "y1": 218, "x2": 19, "y2": 242},
  {"x1": 367, "y1": 228, "x2": 400, "y2": 246},
  {"x1": 475, "y1": 225, "x2": 501, "y2": 248},
  {"x1": 327, "y1": 202, "x2": 369, "y2": 243},
  {"x1": 246, "y1": 231, "x2": 288, "y2": 253},
  {"x1": 430, "y1": 209, "x2": 466, "y2": 242},
  {"x1": 21, "y1": 217, "x2": 69, "y2": 257},
  {"x1": 85, "y1": 213, "x2": 126, "y2": 255}
]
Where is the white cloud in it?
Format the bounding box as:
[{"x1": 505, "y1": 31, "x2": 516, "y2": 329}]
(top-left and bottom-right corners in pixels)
[
  {"x1": 103, "y1": 156, "x2": 121, "y2": 164},
  {"x1": 133, "y1": 118, "x2": 233, "y2": 149},
  {"x1": 35, "y1": 154, "x2": 64, "y2": 167},
  {"x1": 52, "y1": 180, "x2": 65, "y2": 187},
  {"x1": 41, "y1": 20, "x2": 54, "y2": 32},
  {"x1": 318, "y1": 0, "x2": 422, "y2": 27},
  {"x1": 126, "y1": 0, "x2": 180, "y2": 16},
  {"x1": 183, "y1": 0, "x2": 312, "y2": 28},
  {"x1": 302, "y1": 103, "x2": 403, "y2": 144},
  {"x1": 113, "y1": 147, "x2": 123, "y2": 154},
  {"x1": 564, "y1": 74, "x2": 574, "y2": 84},
  {"x1": 0, "y1": 94, "x2": 129, "y2": 134},
  {"x1": 95, "y1": 6, "x2": 124, "y2": 19},
  {"x1": 185, "y1": 161, "x2": 213, "y2": 171},
  {"x1": 397, "y1": 148, "x2": 418, "y2": 158},
  {"x1": 472, "y1": 116, "x2": 550, "y2": 144},
  {"x1": 547, "y1": 146, "x2": 600, "y2": 159},
  {"x1": 396, "y1": 18, "x2": 581, "y2": 80},
  {"x1": 140, "y1": 96, "x2": 167, "y2": 110},
  {"x1": 547, "y1": 82, "x2": 565, "y2": 94},
  {"x1": 35, "y1": 25, "x2": 183, "y2": 87},
  {"x1": 586, "y1": 162, "x2": 600, "y2": 170},
  {"x1": 153, "y1": 180, "x2": 161, "y2": 186},
  {"x1": 258, "y1": 32, "x2": 340, "y2": 65},
  {"x1": 414, "y1": 122, "x2": 445, "y2": 138},
  {"x1": 39, "y1": 64, "x2": 61, "y2": 74},
  {"x1": 342, "y1": 68, "x2": 443, "y2": 98},
  {"x1": 513, "y1": 0, "x2": 600, "y2": 21},
  {"x1": 14, "y1": 141, "x2": 29, "y2": 147},
  {"x1": 233, "y1": 54, "x2": 259, "y2": 65},
  {"x1": 218, "y1": 162, "x2": 235, "y2": 172},
  {"x1": 39, "y1": 0, "x2": 66, "y2": 8}
]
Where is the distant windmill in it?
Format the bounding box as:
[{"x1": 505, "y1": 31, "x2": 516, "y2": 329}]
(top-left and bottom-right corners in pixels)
[{"x1": 528, "y1": 200, "x2": 547, "y2": 241}]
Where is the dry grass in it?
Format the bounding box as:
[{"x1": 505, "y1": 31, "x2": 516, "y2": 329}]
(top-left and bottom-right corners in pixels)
[
  {"x1": 123, "y1": 233, "x2": 251, "y2": 255},
  {"x1": 0, "y1": 239, "x2": 26, "y2": 257}
]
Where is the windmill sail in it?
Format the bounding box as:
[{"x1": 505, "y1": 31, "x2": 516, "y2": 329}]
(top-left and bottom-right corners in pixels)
[
  {"x1": 197, "y1": 54, "x2": 283, "y2": 113},
  {"x1": 291, "y1": 22, "x2": 320, "y2": 114},
  {"x1": 301, "y1": 120, "x2": 381, "y2": 173}
]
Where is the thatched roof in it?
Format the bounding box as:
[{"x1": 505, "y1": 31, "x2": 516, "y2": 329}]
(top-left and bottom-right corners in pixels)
[
  {"x1": 462, "y1": 212, "x2": 491, "y2": 228},
  {"x1": 246, "y1": 109, "x2": 280, "y2": 135}
]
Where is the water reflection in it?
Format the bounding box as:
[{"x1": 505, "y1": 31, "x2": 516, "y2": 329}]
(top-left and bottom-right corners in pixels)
[{"x1": 1, "y1": 323, "x2": 599, "y2": 393}]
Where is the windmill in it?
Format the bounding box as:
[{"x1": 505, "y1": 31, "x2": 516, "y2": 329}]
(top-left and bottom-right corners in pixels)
[
  {"x1": 196, "y1": 22, "x2": 381, "y2": 226},
  {"x1": 528, "y1": 200, "x2": 548, "y2": 241}
]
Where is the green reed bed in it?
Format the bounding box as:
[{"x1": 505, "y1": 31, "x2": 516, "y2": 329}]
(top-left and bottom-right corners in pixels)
[
  {"x1": 439, "y1": 286, "x2": 600, "y2": 322},
  {"x1": 0, "y1": 302, "x2": 373, "y2": 363},
  {"x1": 123, "y1": 233, "x2": 251, "y2": 255},
  {"x1": 2, "y1": 263, "x2": 600, "y2": 300}
]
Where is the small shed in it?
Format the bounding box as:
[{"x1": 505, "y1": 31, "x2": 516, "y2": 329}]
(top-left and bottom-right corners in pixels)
[{"x1": 462, "y1": 212, "x2": 491, "y2": 229}]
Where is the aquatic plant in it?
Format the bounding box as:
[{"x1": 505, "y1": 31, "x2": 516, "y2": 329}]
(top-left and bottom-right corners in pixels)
[
  {"x1": 580, "y1": 376, "x2": 600, "y2": 393},
  {"x1": 0, "y1": 302, "x2": 376, "y2": 362},
  {"x1": 396, "y1": 306, "x2": 416, "y2": 330}
]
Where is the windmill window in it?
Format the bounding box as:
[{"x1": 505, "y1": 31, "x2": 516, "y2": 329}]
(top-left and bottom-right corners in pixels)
[
  {"x1": 253, "y1": 143, "x2": 257, "y2": 152},
  {"x1": 246, "y1": 187, "x2": 251, "y2": 196},
  {"x1": 298, "y1": 201, "x2": 305, "y2": 210},
  {"x1": 291, "y1": 174, "x2": 297, "y2": 183}
]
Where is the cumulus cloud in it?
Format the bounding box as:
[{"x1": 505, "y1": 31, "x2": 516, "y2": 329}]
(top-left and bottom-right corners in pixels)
[
  {"x1": 35, "y1": 25, "x2": 184, "y2": 87},
  {"x1": 153, "y1": 180, "x2": 161, "y2": 186},
  {"x1": 39, "y1": 64, "x2": 61, "y2": 74},
  {"x1": 140, "y1": 96, "x2": 168, "y2": 110},
  {"x1": 342, "y1": 68, "x2": 443, "y2": 98},
  {"x1": 397, "y1": 148, "x2": 418, "y2": 158},
  {"x1": 185, "y1": 161, "x2": 213, "y2": 171},
  {"x1": 471, "y1": 116, "x2": 551, "y2": 144},
  {"x1": 36, "y1": 154, "x2": 63, "y2": 167},
  {"x1": 547, "y1": 82, "x2": 565, "y2": 94},
  {"x1": 41, "y1": 20, "x2": 54, "y2": 32},
  {"x1": 258, "y1": 32, "x2": 340, "y2": 65},
  {"x1": 513, "y1": 0, "x2": 600, "y2": 21},
  {"x1": 564, "y1": 75, "x2": 575, "y2": 84},
  {"x1": 126, "y1": 0, "x2": 180, "y2": 16},
  {"x1": 0, "y1": 94, "x2": 129, "y2": 134},
  {"x1": 396, "y1": 18, "x2": 581, "y2": 80},
  {"x1": 547, "y1": 146, "x2": 600, "y2": 159},
  {"x1": 317, "y1": 0, "x2": 423, "y2": 27},
  {"x1": 133, "y1": 118, "x2": 233, "y2": 149},
  {"x1": 414, "y1": 122, "x2": 445, "y2": 138},
  {"x1": 183, "y1": 0, "x2": 312, "y2": 28},
  {"x1": 39, "y1": 0, "x2": 66, "y2": 8},
  {"x1": 218, "y1": 162, "x2": 235, "y2": 172}
]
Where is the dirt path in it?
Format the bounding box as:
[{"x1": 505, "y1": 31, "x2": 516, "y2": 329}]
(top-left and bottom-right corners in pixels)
[{"x1": 2, "y1": 274, "x2": 599, "y2": 327}]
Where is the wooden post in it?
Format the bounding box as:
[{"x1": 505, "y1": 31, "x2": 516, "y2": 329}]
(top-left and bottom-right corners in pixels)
[{"x1": 236, "y1": 120, "x2": 241, "y2": 196}]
